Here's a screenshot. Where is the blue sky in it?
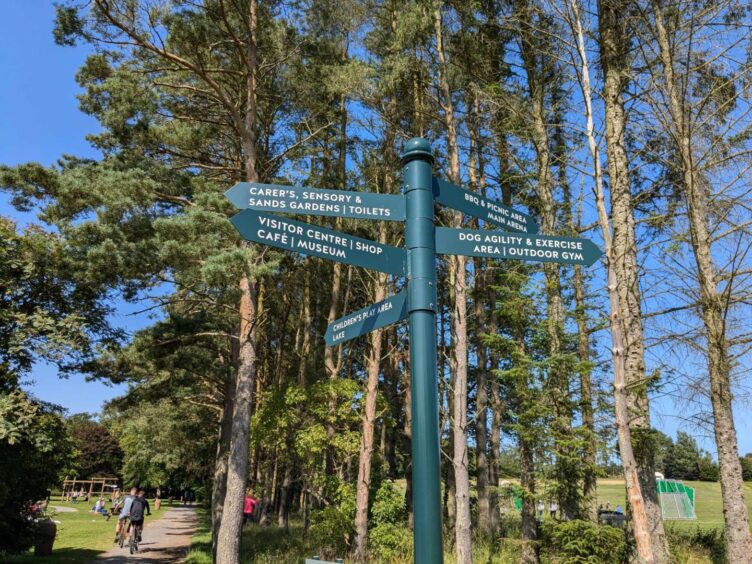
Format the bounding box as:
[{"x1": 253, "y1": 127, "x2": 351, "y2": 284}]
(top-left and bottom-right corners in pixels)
[
  {"x1": 0, "y1": 2, "x2": 134, "y2": 415},
  {"x1": 1, "y1": 2, "x2": 750, "y2": 457}
]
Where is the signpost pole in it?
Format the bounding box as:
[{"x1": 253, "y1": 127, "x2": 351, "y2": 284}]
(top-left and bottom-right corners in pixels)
[{"x1": 402, "y1": 138, "x2": 443, "y2": 564}]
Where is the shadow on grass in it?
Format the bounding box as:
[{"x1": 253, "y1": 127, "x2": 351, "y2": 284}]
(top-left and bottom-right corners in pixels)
[{"x1": 4, "y1": 547, "x2": 102, "y2": 564}]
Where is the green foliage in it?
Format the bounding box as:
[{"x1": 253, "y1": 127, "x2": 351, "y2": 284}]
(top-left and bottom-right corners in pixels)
[
  {"x1": 667, "y1": 527, "x2": 725, "y2": 564},
  {"x1": 665, "y1": 432, "x2": 719, "y2": 482},
  {"x1": 0, "y1": 391, "x2": 73, "y2": 552},
  {"x1": 0, "y1": 217, "x2": 116, "y2": 388},
  {"x1": 371, "y1": 480, "x2": 407, "y2": 524},
  {"x1": 107, "y1": 399, "x2": 214, "y2": 490},
  {"x1": 66, "y1": 413, "x2": 123, "y2": 478},
  {"x1": 541, "y1": 519, "x2": 628, "y2": 564},
  {"x1": 369, "y1": 523, "x2": 412, "y2": 562},
  {"x1": 740, "y1": 454, "x2": 752, "y2": 481},
  {"x1": 369, "y1": 481, "x2": 412, "y2": 561},
  {"x1": 308, "y1": 482, "x2": 356, "y2": 560}
]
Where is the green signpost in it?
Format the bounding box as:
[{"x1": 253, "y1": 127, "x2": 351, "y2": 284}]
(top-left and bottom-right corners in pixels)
[
  {"x1": 230, "y1": 209, "x2": 406, "y2": 276},
  {"x1": 226, "y1": 181, "x2": 406, "y2": 221},
  {"x1": 324, "y1": 289, "x2": 408, "y2": 346},
  {"x1": 433, "y1": 177, "x2": 538, "y2": 233},
  {"x1": 436, "y1": 227, "x2": 602, "y2": 266},
  {"x1": 226, "y1": 138, "x2": 602, "y2": 564}
]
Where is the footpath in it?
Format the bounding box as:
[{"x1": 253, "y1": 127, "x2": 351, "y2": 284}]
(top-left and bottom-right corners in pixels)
[{"x1": 95, "y1": 506, "x2": 198, "y2": 563}]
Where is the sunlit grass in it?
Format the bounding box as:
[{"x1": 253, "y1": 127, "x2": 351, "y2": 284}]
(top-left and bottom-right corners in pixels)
[
  {"x1": 595, "y1": 480, "x2": 752, "y2": 532},
  {"x1": 7, "y1": 496, "x2": 170, "y2": 563}
]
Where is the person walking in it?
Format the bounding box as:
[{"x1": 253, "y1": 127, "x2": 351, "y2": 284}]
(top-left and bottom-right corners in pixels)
[
  {"x1": 549, "y1": 500, "x2": 558, "y2": 519},
  {"x1": 243, "y1": 491, "x2": 258, "y2": 525}
]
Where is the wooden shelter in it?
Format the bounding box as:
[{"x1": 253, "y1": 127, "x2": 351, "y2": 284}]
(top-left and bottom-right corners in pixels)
[{"x1": 61, "y1": 477, "x2": 119, "y2": 501}]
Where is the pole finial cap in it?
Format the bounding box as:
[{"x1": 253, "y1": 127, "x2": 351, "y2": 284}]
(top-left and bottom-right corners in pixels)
[{"x1": 401, "y1": 138, "x2": 433, "y2": 164}]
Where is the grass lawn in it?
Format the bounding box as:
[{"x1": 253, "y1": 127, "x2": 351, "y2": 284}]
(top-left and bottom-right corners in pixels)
[
  {"x1": 596, "y1": 479, "x2": 752, "y2": 532},
  {"x1": 5, "y1": 496, "x2": 169, "y2": 563}
]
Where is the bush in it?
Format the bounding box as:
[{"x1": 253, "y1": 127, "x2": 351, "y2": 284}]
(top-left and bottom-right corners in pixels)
[
  {"x1": 370, "y1": 523, "x2": 412, "y2": 561},
  {"x1": 0, "y1": 391, "x2": 72, "y2": 553},
  {"x1": 541, "y1": 519, "x2": 628, "y2": 563},
  {"x1": 667, "y1": 527, "x2": 725, "y2": 564},
  {"x1": 369, "y1": 481, "x2": 411, "y2": 561},
  {"x1": 308, "y1": 482, "x2": 355, "y2": 560}
]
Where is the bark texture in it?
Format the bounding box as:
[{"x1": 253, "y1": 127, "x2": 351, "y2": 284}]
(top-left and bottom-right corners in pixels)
[
  {"x1": 216, "y1": 274, "x2": 258, "y2": 563},
  {"x1": 211, "y1": 370, "x2": 236, "y2": 559},
  {"x1": 650, "y1": 3, "x2": 752, "y2": 559},
  {"x1": 353, "y1": 255, "x2": 388, "y2": 561},
  {"x1": 435, "y1": 6, "x2": 472, "y2": 562},
  {"x1": 215, "y1": 3, "x2": 260, "y2": 561},
  {"x1": 597, "y1": 0, "x2": 667, "y2": 558}
]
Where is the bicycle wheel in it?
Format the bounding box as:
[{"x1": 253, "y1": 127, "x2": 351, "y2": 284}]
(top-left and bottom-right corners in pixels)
[{"x1": 129, "y1": 528, "x2": 136, "y2": 554}]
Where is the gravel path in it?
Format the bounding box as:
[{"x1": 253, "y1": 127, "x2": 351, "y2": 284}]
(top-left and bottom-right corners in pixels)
[{"x1": 94, "y1": 506, "x2": 198, "y2": 563}]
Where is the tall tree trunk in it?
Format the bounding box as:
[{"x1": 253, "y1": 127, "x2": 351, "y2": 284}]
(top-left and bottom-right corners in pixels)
[
  {"x1": 324, "y1": 89, "x2": 348, "y2": 474},
  {"x1": 596, "y1": 0, "x2": 667, "y2": 559},
  {"x1": 434, "y1": 6, "x2": 472, "y2": 562},
  {"x1": 564, "y1": 0, "x2": 603, "y2": 522},
  {"x1": 650, "y1": 3, "x2": 752, "y2": 559},
  {"x1": 277, "y1": 465, "x2": 292, "y2": 530},
  {"x1": 519, "y1": 435, "x2": 538, "y2": 564},
  {"x1": 216, "y1": 4, "x2": 260, "y2": 561},
  {"x1": 591, "y1": 110, "x2": 655, "y2": 563},
  {"x1": 353, "y1": 267, "x2": 388, "y2": 561},
  {"x1": 216, "y1": 273, "x2": 258, "y2": 563},
  {"x1": 468, "y1": 95, "x2": 492, "y2": 536},
  {"x1": 516, "y1": 0, "x2": 577, "y2": 520},
  {"x1": 212, "y1": 369, "x2": 236, "y2": 560},
  {"x1": 573, "y1": 264, "x2": 597, "y2": 521}
]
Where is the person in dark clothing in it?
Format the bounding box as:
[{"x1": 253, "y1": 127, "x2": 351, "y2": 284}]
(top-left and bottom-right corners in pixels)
[{"x1": 129, "y1": 489, "x2": 151, "y2": 541}]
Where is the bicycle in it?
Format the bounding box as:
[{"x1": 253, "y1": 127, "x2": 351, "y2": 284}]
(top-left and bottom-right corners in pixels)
[
  {"x1": 115, "y1": 517, "x2": 129, "y2": 549},
  {"x1": 129, "y1": 521, "x2": 142, "y2": 554}
]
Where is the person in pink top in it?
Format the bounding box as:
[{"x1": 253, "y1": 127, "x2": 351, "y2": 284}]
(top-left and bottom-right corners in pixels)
[{"x1": 243, "y1": 490, "x2": 258, "y2": 525}]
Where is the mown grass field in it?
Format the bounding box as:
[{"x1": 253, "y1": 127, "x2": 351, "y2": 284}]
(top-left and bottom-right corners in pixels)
[
  {"x1": 5, "y1": 496, "x2": 169, "y2": 563},
  {"x1": 595, "y1": 479, "x2": 752, "y2": 532}
]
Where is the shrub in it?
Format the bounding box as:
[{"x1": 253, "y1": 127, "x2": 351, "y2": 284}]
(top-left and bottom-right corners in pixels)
[
  {"x1": 542, "y1": 519, "x2": 628, "y2": 563},
  {"x1": 370, "y1": 523, "x2": 412, "y2": 561},
  {"x1": 308, "y1": 482, "x2": 355, "y2": 560},
  {"x1": 369, "y1": 481, "x2": 411, "y2": 561},
  {"x1": 0, "y1": 391, "x2": 72, "y2": 553},
  {"x1": 371, "y1": 481, "x2": 407, "y2": 524},
  {"x1": 667, "y1": 527, "x2": 725, "y2": 564}
]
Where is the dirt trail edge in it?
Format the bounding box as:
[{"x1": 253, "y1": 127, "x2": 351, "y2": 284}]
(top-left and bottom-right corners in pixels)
[{"x1": 95, "y1": 506, "x2": 198, "y2": 563}]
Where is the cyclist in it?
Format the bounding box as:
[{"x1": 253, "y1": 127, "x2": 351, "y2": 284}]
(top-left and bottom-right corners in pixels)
[
  {"x1": 115, "y1": 487, "x2": 138, "y2": 543},
  {"x1": 129, "y1": 488, "x2": 151, "y2": 543}
]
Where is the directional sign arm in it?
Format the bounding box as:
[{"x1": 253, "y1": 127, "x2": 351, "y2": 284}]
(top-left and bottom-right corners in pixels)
[
  {"x1": 225, "y1": 182, "x2": 406, "y2": 221},
  {"x1": 230, "y1": 209, "x2": 406, "y2": 276},
  {"x1": 325, "y1": 290, "x2": 408, "y2": 345},
  {"x1": 432, "y1": 178, "x2": 538, "y2": 234},
  {"x1": 435, "y1": 227, "x2": 602, "y2": 267}
]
